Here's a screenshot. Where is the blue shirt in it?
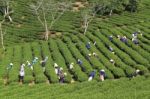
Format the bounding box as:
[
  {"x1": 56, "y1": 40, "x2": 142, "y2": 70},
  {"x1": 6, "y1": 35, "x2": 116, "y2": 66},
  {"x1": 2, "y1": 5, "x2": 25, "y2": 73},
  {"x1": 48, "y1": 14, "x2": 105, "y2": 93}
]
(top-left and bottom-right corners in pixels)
[
  {"x1": 109, "y1": 46, "x2": 113, "y2": 52},
  {"x1": 77, "y1": 60, "x2": 83, "y2": 65},
  {"x1": 109, "y1": 36, "x2": 113, "y2": 41},
  {"x1": 89, "y1": 71, "x2": 96, "y2": 78},
  {"x1": 100, "y1": 71, "x2": 105, "y2": 77},
  {"x1": 120, "y1": 37, "x2": 127, "y2": 43},
  {"x1": 133, "y1": 32, "x2": 138, "y2": 35},
  {"x1": 86, "y1": 44, "x2": 90, "y2": 49},
  {"x1": 133, "y1": 39, "x2": 139, "y2": 44}
]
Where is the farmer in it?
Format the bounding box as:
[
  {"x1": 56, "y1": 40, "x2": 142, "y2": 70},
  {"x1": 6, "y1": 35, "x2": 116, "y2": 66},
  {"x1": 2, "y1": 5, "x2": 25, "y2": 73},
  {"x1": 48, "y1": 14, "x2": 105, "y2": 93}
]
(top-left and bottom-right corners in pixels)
[
  {"x1": 132, "y1": 32, "x2": 138, "y2": 38},
  {"x1": 132, "y1": 69, "x2": 140, "y2": 78},
  {"x1": 7, "y1": 63, "x2": 13, "y2": 70},
  {"x1": 77, "y1": 59, "x2": 83, "y2": 65},
  {"x1": 99, "y1": 69, "x2": 105, "y2": 81},
  {"x1": 117, "y1": 35, "x2": 121, "y2": 39},
  {"x1": 88, "y1": 70, "x2": 96, "y2": 81},
  {"x1": 40, "y1": 56, "x2": 48, "y2": 72},
  {"x1": 26, "y1": 57, "x2": 38, "y2": 70},
  {"x1": 32, "y1": 57, "x2": 38, "y2": 65},
  {"x1": 109, "y1": 35, "x2": 113, "y2": 41},
  {"x1": 110, "y1": 59, "x2": 115, "y2": 65},
  {"x1": 109, "y1": 46, "x2": 115, "y2": 54},
  {"x1": 132, "y1": 38, "x2": 139, "y2": 45},
  {"x1": 94, "y1": 41, "x2": 97, "y2": 46},
  {"x1": 120, "y1": 36, "x2": 127, "y2": 43},
  {"x1": 109, "y1": 46, "x2": 114, "y2": 52},
  {"x1": 86, "y1": 42, "x2": 91, "y2": 49},
  {"x1": 58, "y1": 67, "x2": 66, "y2": 83},
  {"x1": 86, "y1": 53, "x2": 92, "y2": 60},
  {"x1": 4, "y1": 63, "x2": 13, "y2": 85},
  {"x1": 54, "y1": 63, "x2": 60, "y2": 75},
  {"x1": 19, "y1": 64, "x2": 25, "y2": 85},
  {"x1": 132, "y1": 30, "x2": 141, "y2": 38},
  {"x1": 26, "y1": 60, "x2": 33, "y2": 70},
  {"x1": 77, "y1": 59, "x2": 86, "y2": 72},
  {"x1": 69, "y1": 62, "x2": 74, "y2": 70},
  {"x1": 93, "y1": 52, "x2": 98, "y2": 57},
  {"x1": 123, "y1": 36, "x2": 127, "y2": 43}
]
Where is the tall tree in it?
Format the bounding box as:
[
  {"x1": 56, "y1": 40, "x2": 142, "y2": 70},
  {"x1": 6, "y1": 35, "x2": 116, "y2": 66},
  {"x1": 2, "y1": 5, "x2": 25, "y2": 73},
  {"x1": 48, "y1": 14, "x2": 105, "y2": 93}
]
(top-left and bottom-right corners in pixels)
[
  {"x1": 30, "y1": 0, "x2": 71, "y2": 40},
  {"x1": 108, "y1": 0, "x2": 126, "y2": 16},
  {"x1": 0, "y1": 0, "x2": 14, "y2": 22},
  {"x1": 0, "y1": 0, "x2": 14, "y2": 50},
  {"x1": 81, "y1": 2, "x2": 103, "y2": 35},
  {"x1": 127, "y1": 0, "x2": 141, "y2": 12}
]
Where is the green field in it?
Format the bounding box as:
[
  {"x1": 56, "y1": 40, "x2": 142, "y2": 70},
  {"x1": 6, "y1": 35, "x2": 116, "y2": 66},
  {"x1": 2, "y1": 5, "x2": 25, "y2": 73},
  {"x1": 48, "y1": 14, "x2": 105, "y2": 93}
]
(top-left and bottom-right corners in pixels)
[
  {"x1": 0, "y1": 77, "x2": 150, "y2": 99},
  {"x1": 0, "y1": 0, "x2": 150, "y2": 98}
]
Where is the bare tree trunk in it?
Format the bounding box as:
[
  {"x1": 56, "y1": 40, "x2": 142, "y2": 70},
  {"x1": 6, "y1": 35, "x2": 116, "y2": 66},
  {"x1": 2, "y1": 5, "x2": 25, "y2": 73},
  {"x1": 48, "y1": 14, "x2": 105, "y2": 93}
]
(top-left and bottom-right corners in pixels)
[
  {"x1": 44, "y1": 23, "x2": 49, "y2": 41},
  {"x1": 0, "y1": 1, "x2": 13, "y2": 51},
  {"x1": 42, "y1": 6, "x2": 49, "y2": 41},
  {"x1": 0, "y1": 23, "x2": 5, "y2": 50},
  {"x1": 109, "y1": 9, "x2": 113, "y2": 16},
  {"x1": 6, "y1": 2, "x2": 13, "y2": 23},
  {"x1": 8, "y1": 16, "x2": 13, "y2": 22},
  {"x1": 83, "y1": 22, "x2": 89, "y2": 35},
  {"x1": 30, "y1": 0, "x2": 70, "y2": 40}
]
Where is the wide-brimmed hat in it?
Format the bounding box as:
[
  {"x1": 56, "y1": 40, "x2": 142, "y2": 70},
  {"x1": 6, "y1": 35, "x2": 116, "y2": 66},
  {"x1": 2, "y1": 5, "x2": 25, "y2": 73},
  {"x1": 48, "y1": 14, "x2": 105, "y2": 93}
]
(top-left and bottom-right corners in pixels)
[
  {"x1": 22, "y1": 64, "x2": 25, "y2": 67},
  {"x1": 110, "y1": 59, "x2": 114, "y2": 61},
  {"x1": 35, "y1": 57, "x2": 38, "y2": 59},
  {"x1": 101, "y1": 69, "x2": 105, "y2": 72},
  {"x1": 88, "y1": 53, "x2": 92, "y2": 56},
  {"x1": 136, "y1": 69, "x2": 140, "y2": 73},
  {"x1": 10, "y1": 63, "x2": 13, "y2": 66},
  {"x1": 71, "y1": 62, "x2": 74, "y2": 65},
  {"x1": 60, "y1": 67, "x2": 63, "y2": 70},
  {"x1": 54, "y1": 63, "x2": 58, "y2": 67},
  {"x1": 64, "y1": 72, "x2": 67, "y2": 76}
]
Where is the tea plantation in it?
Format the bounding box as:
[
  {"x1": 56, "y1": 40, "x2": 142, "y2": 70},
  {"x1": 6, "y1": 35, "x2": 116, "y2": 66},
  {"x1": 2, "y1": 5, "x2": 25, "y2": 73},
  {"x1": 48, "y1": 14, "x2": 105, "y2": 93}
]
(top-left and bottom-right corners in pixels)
[{"x1": 0, "y1": 0, "x2": 150, "y2": 98}]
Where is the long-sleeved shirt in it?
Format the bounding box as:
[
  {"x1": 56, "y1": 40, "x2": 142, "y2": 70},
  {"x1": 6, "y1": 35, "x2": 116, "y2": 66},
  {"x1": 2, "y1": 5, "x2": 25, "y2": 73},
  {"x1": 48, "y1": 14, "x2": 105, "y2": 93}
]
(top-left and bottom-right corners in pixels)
[
  {"x1": 41, "y1": 57, "x2": 48, "y2": 66},
  {"x1": 89, "y1": 71, "x2": 96, "y2": 78},
  {"x1": 32, "y1": 58, "x2": 38, "y2": 65},
  {"x1": 7, "y1": 64, "x2": 13, "y2": 70},
  {"x1": 77, "y1": 60, "x2": 83, "y2": 65},
  {"x1": 86, "y1": 43, "x2": 91, "y2": 49},
  {"x1": 20, "y1": 65, "x2": 25, "y2": 76}
]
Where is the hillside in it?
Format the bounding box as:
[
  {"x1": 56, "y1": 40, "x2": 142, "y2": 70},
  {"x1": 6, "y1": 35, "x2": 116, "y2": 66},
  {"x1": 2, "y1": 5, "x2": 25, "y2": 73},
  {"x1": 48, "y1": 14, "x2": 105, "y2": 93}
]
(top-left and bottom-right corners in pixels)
[
  {"x1": 0, "y1": 0, "x2": 149, "y2": 47},
  {"x1": 0, "y1": 0, "x2": 150, "y2": 98}
]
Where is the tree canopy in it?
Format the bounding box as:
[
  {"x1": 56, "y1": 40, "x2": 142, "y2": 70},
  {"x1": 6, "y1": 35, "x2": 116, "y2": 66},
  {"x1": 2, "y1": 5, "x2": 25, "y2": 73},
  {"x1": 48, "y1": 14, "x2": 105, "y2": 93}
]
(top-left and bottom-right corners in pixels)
[{"x1": 89, "y1": 0, "x2": 141, "y2": 16}]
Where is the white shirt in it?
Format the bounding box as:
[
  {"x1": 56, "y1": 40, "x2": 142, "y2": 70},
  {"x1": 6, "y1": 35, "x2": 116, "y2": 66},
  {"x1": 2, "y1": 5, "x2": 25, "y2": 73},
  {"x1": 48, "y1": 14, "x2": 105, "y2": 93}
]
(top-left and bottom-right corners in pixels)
[
  {"x1": 20, "y1": 70, "x2": 25, "y2": 76},
  {"x1": 55, "y1": 68, "x2": 58, "y2": 75},
  {"x1": 69, "y1": 64, "x2": 74, "y2": 69},
  {"x1": 20, "y1": 65, "x2": 25, "y2": 76}
]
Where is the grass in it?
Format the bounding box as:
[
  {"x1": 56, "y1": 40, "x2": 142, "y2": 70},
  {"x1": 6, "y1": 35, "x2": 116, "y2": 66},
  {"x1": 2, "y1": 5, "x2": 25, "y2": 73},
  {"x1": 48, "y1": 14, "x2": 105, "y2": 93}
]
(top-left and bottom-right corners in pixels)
[{"x1": 0, "y1": 76, "x2": 150, "y2": 99}]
